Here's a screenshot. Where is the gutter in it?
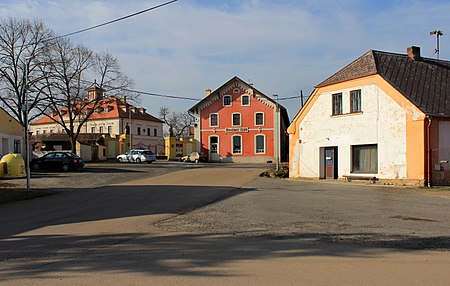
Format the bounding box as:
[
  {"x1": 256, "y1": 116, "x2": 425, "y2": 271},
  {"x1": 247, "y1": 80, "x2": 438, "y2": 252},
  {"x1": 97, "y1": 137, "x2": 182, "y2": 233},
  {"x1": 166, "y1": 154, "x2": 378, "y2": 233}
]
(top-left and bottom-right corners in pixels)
[{"x1": 426, "y1": 116, "x2": 432, "y2": 187}]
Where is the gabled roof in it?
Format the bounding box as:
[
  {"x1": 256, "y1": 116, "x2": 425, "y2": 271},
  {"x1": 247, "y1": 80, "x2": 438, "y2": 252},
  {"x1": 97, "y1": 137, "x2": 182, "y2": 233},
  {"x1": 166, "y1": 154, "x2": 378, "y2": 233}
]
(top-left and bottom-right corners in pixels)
[
  {"x1": 316, "y1": 49, "x2": 450, "y2": 117},
  {"x1": 32, "y1": 96, "x2": 163, "y2": 125},
  {"x1": 188, "y1": 76, "x2": 287, "y2": 113}
]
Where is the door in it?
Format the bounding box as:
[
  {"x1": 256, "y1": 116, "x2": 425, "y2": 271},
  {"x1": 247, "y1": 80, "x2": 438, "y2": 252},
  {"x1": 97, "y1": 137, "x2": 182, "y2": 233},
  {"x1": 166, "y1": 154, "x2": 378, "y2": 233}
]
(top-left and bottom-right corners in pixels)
[
  {"x1": 209, "y1": 136, "x2": 220, "y2": 162},
  {"x1": 325, "y1": 147, "x2": 338, "y2": 179}
]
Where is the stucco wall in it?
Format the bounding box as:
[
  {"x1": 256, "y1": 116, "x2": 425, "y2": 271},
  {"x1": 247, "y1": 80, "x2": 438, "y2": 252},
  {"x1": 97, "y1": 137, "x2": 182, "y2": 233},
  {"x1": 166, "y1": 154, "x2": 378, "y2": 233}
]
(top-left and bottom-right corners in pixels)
[{"x1": 292, "y1": 84, "x2": 407, "y2": 179}]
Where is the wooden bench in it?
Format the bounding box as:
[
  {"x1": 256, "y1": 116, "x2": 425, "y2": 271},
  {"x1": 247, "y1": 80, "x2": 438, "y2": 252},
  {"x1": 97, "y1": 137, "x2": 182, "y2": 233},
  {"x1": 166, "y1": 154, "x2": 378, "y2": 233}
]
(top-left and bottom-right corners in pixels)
[{"x1": 343, "y1": 175, "x2": 378, "y2": 183}]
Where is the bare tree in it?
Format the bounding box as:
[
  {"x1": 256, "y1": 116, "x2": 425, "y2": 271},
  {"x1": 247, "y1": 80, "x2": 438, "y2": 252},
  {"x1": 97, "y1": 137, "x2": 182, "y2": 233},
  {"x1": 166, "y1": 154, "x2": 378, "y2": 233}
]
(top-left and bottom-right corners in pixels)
[
  {"x1": 159, "y1": 107, "x2": 194, "y2": 138},
  {"x1": 92, "y1": 51, "x2": 138, "y2": 103},
  {"x1": 0, "y1": 18, "x2": 54, "y2": 125},
  {"x1": 37, "y1": 38, "x2": 96, "y2": 153}
]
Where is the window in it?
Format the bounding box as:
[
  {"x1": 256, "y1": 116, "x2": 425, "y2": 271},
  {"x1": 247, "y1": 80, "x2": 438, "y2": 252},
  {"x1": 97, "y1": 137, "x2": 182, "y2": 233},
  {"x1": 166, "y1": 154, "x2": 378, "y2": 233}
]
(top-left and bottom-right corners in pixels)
[
  {"x1": 255, "y1": 135, "x2": 265, "y2": 154},
  {"x1": 350, "y1": 89, "x2": 362, "y2": 113},
  {"x1": 255, "y1": 112, "x2": 264, "y2": 126},
  {"x1": 35, "y1": 130, "x2": 39, "y2": 136},
  {"x1": 352, "y1": 144, "x2": 378, "y2": 173},
  {"x1": 241, "y1": 95, "x2": 250, "y2": 106},
  {"x1": 232, "y1": 135, "x2": 242, "y2": 154},
  {"x1": 332, "y1": 93, "x2": 343, "y2": 115},
  {"x1": 14, "y1": 140, "x2": 21, "y2": 153},
  {"x1": 210, "y1": 113, "x2": 218, "y2": 127},
  {"x1": 99, "y1": 126, "x2": 103, "y2": 133},
  {"x1": 108, "y1": 126, "x2": 113, "y2": 134},
  {"x1": 232, "y1": 113, "x2": 241, "y2": 126},
  {"x1": 223, "y1": 95, "x2": 232, "y2": 106},
  {"x1": 91, "y1": 127, "x2": 95, "y2": 133},
  {"x1": 147, "y1": 128, "x2": 150, "y2": 136},
  {"x1": 154, "y1": 128, "x2": 157, "y2": 136},
  {"x1": 137, "y1": 127, "x2": 141, "y2": 135}
]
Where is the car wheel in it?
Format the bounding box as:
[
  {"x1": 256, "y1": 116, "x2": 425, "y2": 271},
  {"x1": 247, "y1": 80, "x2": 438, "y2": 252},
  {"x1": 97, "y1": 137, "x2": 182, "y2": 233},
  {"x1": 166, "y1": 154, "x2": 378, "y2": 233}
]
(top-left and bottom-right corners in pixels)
[
  {"x1": 32, "y1": 162, "x2": 40, "y2": 170},
  {"x1": 135, "y1": 158, "x2": 141, "y2": 164},
  {"x1": 62, "y1": 164, "x2": 70, "y2": 172},
  {"x1": 118, "y1": 157, "x2": 123, "y2": 163},
  {"x1": 194, "y1": 159, "x2": 199, "y2": 163}
]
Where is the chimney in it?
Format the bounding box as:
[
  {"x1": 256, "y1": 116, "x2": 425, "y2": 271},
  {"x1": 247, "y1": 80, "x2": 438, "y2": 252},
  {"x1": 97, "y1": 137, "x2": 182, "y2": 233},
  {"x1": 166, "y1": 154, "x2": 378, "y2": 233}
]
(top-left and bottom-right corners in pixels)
[
  {"x1": 205, "y1": 89, "x2": 211, "y2": 97},
  {"x1": 121, "y1": 96, "x2": 127, "y2": 104},
  {"x1": 407, "y1": 46, "x2": 421, "y2": 61}
]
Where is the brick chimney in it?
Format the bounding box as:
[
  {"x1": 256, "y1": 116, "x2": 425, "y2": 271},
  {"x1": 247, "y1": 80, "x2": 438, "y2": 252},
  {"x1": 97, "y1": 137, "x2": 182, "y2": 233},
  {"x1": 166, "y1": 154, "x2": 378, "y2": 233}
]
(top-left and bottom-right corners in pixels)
[
  {"x1": 407, "y1": 46, "x2": 421, "y2": 61},
  {"x1": 205, "y1": 89, "x2": 211, "y2": 97}
]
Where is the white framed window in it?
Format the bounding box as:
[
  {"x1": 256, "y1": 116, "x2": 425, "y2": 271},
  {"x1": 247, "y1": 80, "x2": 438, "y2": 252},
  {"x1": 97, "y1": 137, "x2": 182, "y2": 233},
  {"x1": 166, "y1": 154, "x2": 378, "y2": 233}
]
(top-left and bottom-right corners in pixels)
[
  {"x1": 99, "y1": 126, "x2": 104, "y2": 133},
  {"x1": 91, "y1": 126, "x2": 95, "y2": 133},
  {"x1": 255, "y1": 112, "x2": 264, "y2": 126},
  {"x1": 210, "y1": 113, "x2": 219, "y2": 127},
  {"x1": 241, "y1": 95, "x2": 250, "y2": 106},
  {"x1": 108, "y1": 126, "x2": 113, "y2": 134},
  {"x1": 255, "y1": 134, "x2": 265, "y2": 154},
  {"x1": 232, "y1": 135, "x2": 242, "y2": 154},
  {"x1": 223, "y1": 95, "x2": 232, "y2": 106},
  {"x1": 232, "y1": 113, "x2": 241, "y2": 126}
]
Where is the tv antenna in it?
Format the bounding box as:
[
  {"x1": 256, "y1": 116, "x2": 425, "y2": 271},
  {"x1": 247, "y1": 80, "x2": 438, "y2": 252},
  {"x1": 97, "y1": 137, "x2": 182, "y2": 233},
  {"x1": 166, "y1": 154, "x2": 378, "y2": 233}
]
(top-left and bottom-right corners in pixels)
[{"x1": 430, "y1": 30, "x2": 444, "y2": 59}]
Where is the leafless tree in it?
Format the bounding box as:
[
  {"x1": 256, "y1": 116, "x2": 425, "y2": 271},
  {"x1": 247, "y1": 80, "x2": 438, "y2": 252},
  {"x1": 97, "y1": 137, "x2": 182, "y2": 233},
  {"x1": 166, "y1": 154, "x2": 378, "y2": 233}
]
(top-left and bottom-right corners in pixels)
[
  {"x1": 36, "y1": 38, "x2": 97, "y2": 153},
  {"x1": 159, "y1": 107, "x2": 194, "y2": 138},
  {"x1": 92, "y1": 51, "x2": 138, "y2": 103},
  {"x1": 0, "y1": 18, "x2": 54, "y2": 125}
]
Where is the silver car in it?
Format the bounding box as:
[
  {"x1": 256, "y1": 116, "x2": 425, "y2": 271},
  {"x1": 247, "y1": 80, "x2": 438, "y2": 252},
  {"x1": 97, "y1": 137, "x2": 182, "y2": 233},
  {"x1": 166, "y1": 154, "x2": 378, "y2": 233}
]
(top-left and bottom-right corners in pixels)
[{"x1": 117, "y1": 149, "x2": 156, "y2": 164}]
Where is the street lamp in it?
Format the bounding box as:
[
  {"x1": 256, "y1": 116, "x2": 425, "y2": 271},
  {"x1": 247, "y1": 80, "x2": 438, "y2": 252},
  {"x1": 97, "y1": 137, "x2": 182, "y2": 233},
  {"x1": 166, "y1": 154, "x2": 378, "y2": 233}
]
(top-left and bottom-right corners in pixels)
[
  {"x1": 274, "y1": 94, "x2": 280, "y2": 170},
  {"x1": 24, "y1": 59, "x2": 31, "y2": 191}
]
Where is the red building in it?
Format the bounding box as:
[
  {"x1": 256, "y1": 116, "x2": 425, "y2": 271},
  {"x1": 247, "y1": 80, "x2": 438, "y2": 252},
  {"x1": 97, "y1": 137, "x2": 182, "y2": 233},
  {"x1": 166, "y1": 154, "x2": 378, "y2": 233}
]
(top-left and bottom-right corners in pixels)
[{"x1": 189, "y1": 77, "x2": 289, "y2": 163}]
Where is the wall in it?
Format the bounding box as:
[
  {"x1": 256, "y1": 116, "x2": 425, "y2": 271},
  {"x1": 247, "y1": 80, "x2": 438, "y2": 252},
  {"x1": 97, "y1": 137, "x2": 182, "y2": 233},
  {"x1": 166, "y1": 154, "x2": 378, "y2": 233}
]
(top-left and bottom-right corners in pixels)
[
  {"x1": 289, "y1": 75, "x2": 426, "y2": 180},
  {"x1": 198, "y1": 82, "x2": 276, "y2": 163}
]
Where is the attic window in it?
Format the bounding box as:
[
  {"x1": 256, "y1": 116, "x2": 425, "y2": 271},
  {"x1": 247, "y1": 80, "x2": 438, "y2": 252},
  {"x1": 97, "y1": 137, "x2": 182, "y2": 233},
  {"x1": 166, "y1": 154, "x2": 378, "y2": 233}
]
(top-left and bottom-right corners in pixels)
[
  {"x1": 332, "y1": 93, "x2": 343, "y2": 115},
  {"x1": 223, "y1": 95, "x2": 232, "y2": 106},
  {"x1": 233, "y1": 88, "x2": 240, "y2": 93}
]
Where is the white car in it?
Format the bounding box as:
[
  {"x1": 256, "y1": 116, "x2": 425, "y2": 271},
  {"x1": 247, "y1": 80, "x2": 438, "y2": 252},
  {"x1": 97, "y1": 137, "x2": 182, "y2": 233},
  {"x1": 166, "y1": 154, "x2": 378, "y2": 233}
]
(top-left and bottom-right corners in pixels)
[{"x1": 117, "y1": 150, "x2": 156, "y2": 164}]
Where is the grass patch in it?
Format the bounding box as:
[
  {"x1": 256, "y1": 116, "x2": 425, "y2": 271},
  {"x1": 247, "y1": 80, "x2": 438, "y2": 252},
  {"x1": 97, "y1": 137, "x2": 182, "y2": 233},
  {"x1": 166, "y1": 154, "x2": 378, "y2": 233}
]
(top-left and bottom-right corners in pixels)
[{"x1": 0, "y1": 183, "x2": 58, "y2": 204}]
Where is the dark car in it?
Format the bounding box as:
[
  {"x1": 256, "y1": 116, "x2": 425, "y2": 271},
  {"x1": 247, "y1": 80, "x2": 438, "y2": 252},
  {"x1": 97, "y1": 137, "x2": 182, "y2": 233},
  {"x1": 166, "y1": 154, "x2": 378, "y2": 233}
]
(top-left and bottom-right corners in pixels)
[{"x1": 31, "y1": 152, "x2": 85, "y2": 172}]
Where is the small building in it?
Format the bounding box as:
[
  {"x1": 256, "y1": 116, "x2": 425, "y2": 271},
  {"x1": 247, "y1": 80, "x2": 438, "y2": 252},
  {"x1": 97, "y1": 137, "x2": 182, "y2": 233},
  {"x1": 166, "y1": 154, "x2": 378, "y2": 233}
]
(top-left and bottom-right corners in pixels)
[
  {"x1": 0, "y1": 107, "x2": 24, "y2": 156},
  {"x1": 30, "y1": 84, "x2": 165, "y2": 159},
  {"x1": 288, "y1": 46, "x2": 450, "y2": 186},
  {"x1": 164, "y1": 136, "x2": 197, "y2": 160},
  {"x1": 189, "y1": 76, "x2": 289, "y2": 163}
]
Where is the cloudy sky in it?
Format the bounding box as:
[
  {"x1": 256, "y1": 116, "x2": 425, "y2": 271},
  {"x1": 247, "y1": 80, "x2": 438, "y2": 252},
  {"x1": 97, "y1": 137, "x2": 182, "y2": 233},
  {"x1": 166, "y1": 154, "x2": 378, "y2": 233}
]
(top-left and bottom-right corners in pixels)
[{"x1": 0, "y1": 0, "x2": 449, "y2": 119}]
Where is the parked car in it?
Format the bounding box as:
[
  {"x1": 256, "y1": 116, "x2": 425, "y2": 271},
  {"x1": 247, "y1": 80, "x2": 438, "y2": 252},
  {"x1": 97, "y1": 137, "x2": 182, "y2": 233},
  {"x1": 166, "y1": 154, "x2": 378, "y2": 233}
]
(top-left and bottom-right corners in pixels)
[
  {"x1": 31, "y1": 152, "x2": 84, "y2": 172},
  {"x1": 180, "y1": 152, "x2": 207, "y2": 163},
  {"x1": 116, "y1": 149, "x2": 156, "y2": 164}
]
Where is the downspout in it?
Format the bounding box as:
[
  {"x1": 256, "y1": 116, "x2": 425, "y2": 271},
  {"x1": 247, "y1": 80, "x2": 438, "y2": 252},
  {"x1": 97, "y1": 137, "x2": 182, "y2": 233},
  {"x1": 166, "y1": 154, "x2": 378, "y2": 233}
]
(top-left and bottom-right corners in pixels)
[{"x1": 426, "y1": 116, "x2": 432, "y2": 187}]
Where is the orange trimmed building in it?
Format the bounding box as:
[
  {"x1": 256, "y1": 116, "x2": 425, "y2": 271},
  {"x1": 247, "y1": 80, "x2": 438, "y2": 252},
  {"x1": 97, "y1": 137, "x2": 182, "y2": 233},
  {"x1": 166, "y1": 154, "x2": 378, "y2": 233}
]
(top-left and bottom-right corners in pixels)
[
  {"x1": 31, "y1": 85, "x2": 164, "y2": 158},
  {"x1": 288, "y1": 46, "x2": 450, "y2": 186},
  {"x1": 189, "y1": 76, "x2": 289, "y2": 163}
]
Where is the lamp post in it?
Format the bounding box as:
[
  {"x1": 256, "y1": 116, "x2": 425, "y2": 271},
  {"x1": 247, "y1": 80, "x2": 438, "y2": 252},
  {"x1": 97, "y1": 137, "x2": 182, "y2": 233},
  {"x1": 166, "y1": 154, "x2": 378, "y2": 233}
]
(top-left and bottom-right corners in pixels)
[{"x1": 24, "y1": 60, "x2": 31, "y2": 191}]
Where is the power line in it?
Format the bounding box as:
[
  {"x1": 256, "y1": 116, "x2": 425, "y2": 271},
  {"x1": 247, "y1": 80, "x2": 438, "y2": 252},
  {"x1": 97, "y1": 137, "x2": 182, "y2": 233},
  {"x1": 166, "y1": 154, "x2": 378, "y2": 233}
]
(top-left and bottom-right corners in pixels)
[
  {"x1": 122, "y1": 87, "x2": 199, "y2": 101},
  {"x1": 41, "y1": 0, "x2": 179, "y2": 43}
]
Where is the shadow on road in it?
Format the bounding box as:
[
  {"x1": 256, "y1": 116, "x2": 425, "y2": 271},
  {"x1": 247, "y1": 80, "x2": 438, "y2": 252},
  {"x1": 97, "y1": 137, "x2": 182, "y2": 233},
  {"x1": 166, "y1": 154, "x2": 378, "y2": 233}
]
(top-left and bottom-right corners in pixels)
[{"x1": 0, "y1": 231, "x2": 449, "y2": 280}]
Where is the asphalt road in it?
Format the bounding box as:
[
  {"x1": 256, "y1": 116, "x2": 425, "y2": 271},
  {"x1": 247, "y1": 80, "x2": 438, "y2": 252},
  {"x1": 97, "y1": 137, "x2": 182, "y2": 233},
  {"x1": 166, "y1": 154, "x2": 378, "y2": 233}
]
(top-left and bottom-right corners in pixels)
[{"x1": 1, "y1": 164, "x2": 449, "y2": 285}]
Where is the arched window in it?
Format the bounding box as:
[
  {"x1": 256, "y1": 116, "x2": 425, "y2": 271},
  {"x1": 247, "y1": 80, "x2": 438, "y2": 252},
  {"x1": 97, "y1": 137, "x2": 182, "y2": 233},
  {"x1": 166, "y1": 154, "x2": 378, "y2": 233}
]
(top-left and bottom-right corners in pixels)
[
  {"x1": 255, "y1": 135, "x2": 265, "y2": 154},
  {"x1": 232, "y1": 135, "x2": 242, "y2": 154},
  {"x1": 232, "y1": 113, "x2": 241, "y2": 126},
  {"x1": 210, "y1": 113, "x2": 219, "y2": 127},
  {"x1": 255, "y1": 112, "x2": 264, "y2": 126},
  {"x1": 223, "y1": 95, "x2": 232, "y2": 106}
]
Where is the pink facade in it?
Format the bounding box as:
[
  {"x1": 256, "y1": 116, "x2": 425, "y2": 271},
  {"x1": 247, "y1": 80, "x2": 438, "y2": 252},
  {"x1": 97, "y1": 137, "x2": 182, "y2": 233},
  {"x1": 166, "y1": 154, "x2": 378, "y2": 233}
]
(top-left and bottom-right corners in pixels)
[{"x1": 190, "y1": 77, "x2": 289, "y2": 163}]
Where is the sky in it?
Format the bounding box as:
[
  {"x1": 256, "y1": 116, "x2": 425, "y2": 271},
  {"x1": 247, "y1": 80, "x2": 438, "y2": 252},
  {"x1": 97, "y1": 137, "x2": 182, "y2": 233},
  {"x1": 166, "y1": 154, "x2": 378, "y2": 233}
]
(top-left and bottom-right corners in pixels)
[{"x1": 0, "y1": 0, "x2": 449, "y2": 119}]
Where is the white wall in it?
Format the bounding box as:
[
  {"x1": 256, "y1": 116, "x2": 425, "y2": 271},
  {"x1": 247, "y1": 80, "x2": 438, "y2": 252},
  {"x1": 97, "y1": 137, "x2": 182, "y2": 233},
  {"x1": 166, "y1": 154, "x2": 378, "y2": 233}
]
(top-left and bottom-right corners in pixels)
[{"x1": 293, "y1": 84, "x2": 407, "y2": 179}]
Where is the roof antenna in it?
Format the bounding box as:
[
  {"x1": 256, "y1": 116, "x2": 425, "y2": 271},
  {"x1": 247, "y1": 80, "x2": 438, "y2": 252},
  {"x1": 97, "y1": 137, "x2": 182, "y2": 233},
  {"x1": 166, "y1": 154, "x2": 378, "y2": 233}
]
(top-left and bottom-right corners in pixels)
[{"x1": 430, "y1": 30, "x2": 444, "y2": 59}]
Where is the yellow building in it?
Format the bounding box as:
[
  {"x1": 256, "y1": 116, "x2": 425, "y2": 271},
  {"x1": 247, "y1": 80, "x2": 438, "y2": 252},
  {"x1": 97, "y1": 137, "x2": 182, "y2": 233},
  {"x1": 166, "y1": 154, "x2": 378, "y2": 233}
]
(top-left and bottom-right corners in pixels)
[
  {"x1": 0, "y1": 107, "x2": 24, "y2": 156},
  {"x1": 164, "y1": 136, "x2": 197, "y2": 160}
]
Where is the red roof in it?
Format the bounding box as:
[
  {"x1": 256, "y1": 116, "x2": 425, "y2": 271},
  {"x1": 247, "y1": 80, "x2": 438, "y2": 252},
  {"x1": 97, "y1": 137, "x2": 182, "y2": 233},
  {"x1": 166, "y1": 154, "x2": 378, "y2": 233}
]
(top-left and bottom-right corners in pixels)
[{"x1": 32, "y1": 97, "x2": 163, "y2": 125}]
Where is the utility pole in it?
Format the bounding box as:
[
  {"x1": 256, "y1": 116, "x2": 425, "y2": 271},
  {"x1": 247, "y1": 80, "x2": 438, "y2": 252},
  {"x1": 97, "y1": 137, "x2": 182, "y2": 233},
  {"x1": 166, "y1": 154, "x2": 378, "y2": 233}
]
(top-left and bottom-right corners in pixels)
[
  {"x1": 430, "y1": 30, "x2": 444, "y2": 59},
  {"x1": 274, "y1": 94, "x2": 280, "y2": 170},
  {"x1": 24, "y1": 60, "x2": 31, "y2": 191}
]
